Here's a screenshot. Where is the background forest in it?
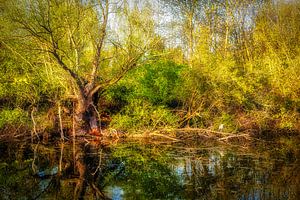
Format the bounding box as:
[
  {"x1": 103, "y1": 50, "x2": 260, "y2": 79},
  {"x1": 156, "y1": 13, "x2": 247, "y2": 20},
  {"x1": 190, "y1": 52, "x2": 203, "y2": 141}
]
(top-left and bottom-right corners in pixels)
[{"x1": 0, "y1": 0, "x2": 300, "y2": 137}]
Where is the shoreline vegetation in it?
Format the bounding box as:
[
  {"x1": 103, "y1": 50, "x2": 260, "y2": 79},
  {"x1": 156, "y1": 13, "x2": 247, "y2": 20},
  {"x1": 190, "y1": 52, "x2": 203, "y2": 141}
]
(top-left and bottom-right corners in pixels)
[
  {"x1": 1, "y1": 126, "x2": 299, "y2": 147},
  {"x1": 1, "y1": 0, "x2": 300, "y2": 143}
]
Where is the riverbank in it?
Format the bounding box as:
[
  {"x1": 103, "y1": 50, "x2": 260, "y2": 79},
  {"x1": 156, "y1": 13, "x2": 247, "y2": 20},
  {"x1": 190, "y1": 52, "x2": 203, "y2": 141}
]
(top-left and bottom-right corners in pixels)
[
  {"x1": 0, "y1": 132, "x2": 299, "y2": 199},
  {"x1": 1, "y1": 126, "x2": 299, "y2": 149}
]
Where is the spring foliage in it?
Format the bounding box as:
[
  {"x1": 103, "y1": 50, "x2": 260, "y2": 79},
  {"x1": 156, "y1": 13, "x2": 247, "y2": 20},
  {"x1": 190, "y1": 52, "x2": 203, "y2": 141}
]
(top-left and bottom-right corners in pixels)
[{"x1": 0, "y1": 0, "x2": 300, "y2": 135}]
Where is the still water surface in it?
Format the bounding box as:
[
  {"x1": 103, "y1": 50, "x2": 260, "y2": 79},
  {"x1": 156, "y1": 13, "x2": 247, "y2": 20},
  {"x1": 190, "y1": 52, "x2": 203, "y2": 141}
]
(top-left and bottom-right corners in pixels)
[{"x1": 0, "y1": 137, "x2": 299, "y2": 199}]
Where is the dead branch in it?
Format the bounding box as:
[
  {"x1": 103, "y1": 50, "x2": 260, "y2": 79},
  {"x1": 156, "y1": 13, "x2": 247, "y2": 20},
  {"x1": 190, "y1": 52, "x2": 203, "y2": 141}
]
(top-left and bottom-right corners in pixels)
[
  {"x1": 58, "y1": 102, "x2": 64, "y2": 141},
  {"x1": 31, "y1": 107, "x2": 40, "y2": 141},
  {"x1": 218, "y1": 133, "x2": 251, "y2": 141},
  {"x1": 174, "y1": 128, "x2": 233, "y2": 136},
  {"x1": 149, "y1": 132, "x2": 180, "y2": 141}
]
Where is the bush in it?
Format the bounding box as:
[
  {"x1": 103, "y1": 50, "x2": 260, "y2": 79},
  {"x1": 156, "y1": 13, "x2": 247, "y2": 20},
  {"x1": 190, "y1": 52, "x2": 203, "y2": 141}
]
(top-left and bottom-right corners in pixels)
[
  {"x1": 137, "y1": 61, "x2": 185, "y2": 107},
  {"x1": 110, "y1": 99, "x2": 179, "y2": 132},
  {"x1": 0, "y1": 108, "x2": 29, "y2": 129}
]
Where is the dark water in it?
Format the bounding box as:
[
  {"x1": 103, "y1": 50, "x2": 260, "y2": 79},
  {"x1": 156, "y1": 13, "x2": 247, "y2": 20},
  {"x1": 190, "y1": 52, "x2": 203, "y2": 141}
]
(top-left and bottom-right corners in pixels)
[{"x1": 0, "y1": 137, "x2": 299, "y2": 200}]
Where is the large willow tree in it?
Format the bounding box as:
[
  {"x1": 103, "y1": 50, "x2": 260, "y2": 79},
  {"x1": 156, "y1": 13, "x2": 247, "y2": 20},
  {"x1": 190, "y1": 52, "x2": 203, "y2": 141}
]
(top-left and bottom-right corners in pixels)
[{"x1": 1, "y1": 0, "x2": 159, "y2": 134}]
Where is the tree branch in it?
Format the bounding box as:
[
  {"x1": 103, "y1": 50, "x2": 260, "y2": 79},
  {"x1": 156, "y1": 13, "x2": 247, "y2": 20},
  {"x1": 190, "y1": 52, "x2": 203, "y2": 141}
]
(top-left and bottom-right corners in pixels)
[
  {"x1": 51, "y1": 51, "x2": 85, "y2": 96},
  {"x1": 90, "y1": 0, "x2": 109, "y2": 84},
  {"x1": 88, "y1": 51, "x2": 146, "y2": 97}
]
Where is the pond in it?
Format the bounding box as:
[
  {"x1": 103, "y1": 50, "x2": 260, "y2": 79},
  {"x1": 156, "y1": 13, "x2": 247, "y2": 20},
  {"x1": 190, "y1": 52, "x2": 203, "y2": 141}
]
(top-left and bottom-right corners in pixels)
[{"x1": 0, "y1": 136, "x2": 299, "y2": 200}]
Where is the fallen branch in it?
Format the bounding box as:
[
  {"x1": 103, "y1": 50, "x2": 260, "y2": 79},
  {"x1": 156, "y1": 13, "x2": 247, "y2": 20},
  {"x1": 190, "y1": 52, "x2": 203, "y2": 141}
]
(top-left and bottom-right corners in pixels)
[
  {"x1": 218, "y1": 133, "x2": 250, "y2": 141},
  {"x1": 148, "y1": 132, "x2": 180, "y2": 141},
  {"x1": 174, "y1": 128, "x2": 233, "y2": 136}
]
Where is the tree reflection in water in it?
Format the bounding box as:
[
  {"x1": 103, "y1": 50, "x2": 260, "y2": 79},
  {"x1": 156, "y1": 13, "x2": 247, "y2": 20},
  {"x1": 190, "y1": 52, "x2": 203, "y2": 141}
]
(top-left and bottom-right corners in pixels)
[
  {"x1": 73, "y1": 141, "x2": 110, "y2": 199},
  {"x1": 0, "y1": 140, "x2": 112, "y2": 199},
  {"x1": 170, "y1": 145, "x2": 300, "y2": 200},
  {"x1": 0, "y1": 138, "x2": 299, "y2": 199},
  {"x1": 105, "y1": 143, "x2": 183, "y2": 199}
]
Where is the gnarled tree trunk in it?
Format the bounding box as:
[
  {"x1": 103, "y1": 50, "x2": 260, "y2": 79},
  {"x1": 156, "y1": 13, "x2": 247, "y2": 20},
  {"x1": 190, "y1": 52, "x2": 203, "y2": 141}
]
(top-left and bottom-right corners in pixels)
[{"x1": 73, "y1": 88, "x2": 101, "y2": 135}]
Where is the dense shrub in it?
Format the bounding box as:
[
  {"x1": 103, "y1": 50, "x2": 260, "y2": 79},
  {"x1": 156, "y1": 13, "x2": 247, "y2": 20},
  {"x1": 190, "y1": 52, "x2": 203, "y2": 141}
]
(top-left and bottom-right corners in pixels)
[
  {"x1": 0, "y1": 108, "x2": 29, "y2": 129},
  {"x1": 110, "y1": 99, "x2": 179, "y2": 132}
]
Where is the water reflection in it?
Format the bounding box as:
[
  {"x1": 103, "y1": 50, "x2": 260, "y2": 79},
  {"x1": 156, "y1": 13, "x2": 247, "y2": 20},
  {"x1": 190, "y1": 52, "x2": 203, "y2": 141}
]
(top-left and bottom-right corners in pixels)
[
  {"x1": 106, "y1": 143, "x2": 183, "y2": 199},
  {"x1": 169, "y1": 146, "x2": 300, "y2": 200},
  {"x1": 0, "y1": 140, "x2": 111, "y2": 199},
  {"x1": 0, "y1": 138, "x2": 299, "y2": 199}
]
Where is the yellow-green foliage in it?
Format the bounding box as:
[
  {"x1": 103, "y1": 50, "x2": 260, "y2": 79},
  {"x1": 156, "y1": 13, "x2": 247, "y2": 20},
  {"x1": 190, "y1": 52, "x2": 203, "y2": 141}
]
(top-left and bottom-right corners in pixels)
[
  {"x1": 0, "y1": 109, "x2": 28, "y2": 129},
  {"x1": 175, "y1": 1, "x2": 300, "y2": 132},
  {"x1": 1, "y1": 0, "x2": 300, "y2": 134},
  {"x1": 110, "y1": 99, "x2": 179, "y2": 132}
]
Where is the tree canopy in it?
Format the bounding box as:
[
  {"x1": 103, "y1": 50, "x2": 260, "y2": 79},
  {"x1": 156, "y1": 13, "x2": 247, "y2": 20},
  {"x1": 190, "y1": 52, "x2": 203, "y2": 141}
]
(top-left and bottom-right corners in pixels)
[{"x1": 1, "y1": 0, "x2": 300, "y2": 137}]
